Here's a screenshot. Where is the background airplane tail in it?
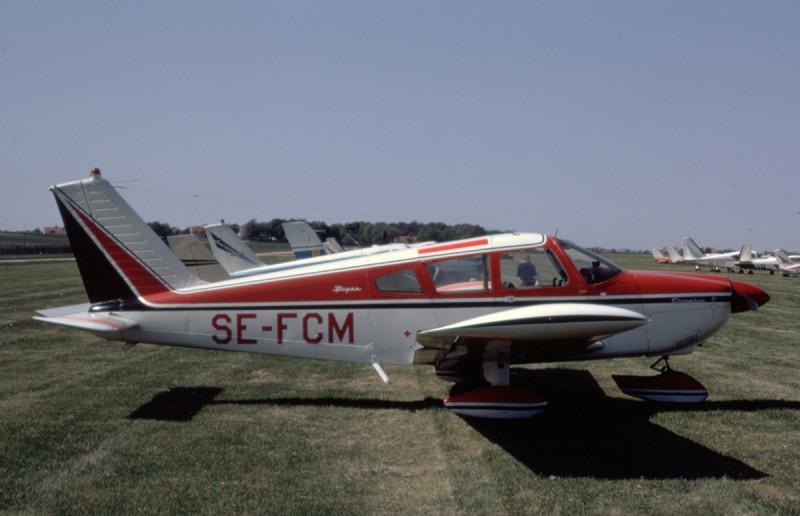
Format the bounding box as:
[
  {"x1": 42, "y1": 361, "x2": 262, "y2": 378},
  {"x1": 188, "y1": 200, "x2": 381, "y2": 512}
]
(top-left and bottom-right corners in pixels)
[
  {"x1": 667, "y1": 247, "x2": 684, "y2": 263},
  {"x1": 167, "y1": 234, "x2": 229, "y2": 282},
  {"x1": 738, "y1": 244, "x2": 753, "y2": 263},
  {"x1": 681, "y1": 237, "x2": 704, "y2": 260},
  {"x1": 204, "y1": 222, "x2": 265, "y2": 274},
  {"x1": 282, "y1": 221, "x2": 326, "y2": 258},
  {"x1": 51, "y1": 169, "x2": 203, "y2": 303},
  {"x1": 775, "y1": 249, "x2": 794, "y2": 265}
]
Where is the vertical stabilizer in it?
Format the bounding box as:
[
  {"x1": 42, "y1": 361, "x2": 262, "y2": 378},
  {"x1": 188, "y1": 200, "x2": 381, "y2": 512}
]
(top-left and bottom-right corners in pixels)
[
  {"x1": 738, "y1": 244, "x2": 753, "y2": 263},
  {"x1": 282, "y1": 221, "x2": 326, "y2": 259},
  {"x1": 167, "y1": 234, "x2": 229, "y2": 282},
  {"x1": 667, "y1": 247, "x2": 684, "y2": 263},
  {"x1": 51, "y1": 169, "x2": 204, "y2": 303},
  {"x1": 775, "y1": 249, "x2": 794, "y2": 265},
  {"x1": 681, "y1": 237, "x2": 704, "y2": 260},
  {"x1": 204, "y1": 222, "x2": 265, "y2": 274},
  {"x1": 324, "y1": 237, "x2": 344, "y2": 254}
]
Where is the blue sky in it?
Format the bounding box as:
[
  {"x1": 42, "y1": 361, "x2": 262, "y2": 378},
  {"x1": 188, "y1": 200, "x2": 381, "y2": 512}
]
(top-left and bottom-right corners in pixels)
[{"x1": 2, "y1": 1, "x2": 799, "y2": 251}]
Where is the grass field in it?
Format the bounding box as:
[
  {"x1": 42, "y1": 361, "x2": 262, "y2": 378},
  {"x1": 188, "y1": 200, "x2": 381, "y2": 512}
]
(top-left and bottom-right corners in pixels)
[{"x1": 1, "y1": 254, "x2": 799, "y2": 514}]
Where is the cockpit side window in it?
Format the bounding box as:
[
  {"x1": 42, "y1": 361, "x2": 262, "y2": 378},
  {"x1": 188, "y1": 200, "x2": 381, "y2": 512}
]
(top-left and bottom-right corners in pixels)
[
  {"x1": 499, "y1": 248, "x2": 568, "y2": 289},
  {"x1": 558, "y1": 239, "x2": 623, "y2": 284},
  {"x1": 426, "y1": 255, "x2": 488, "y2": 293}
]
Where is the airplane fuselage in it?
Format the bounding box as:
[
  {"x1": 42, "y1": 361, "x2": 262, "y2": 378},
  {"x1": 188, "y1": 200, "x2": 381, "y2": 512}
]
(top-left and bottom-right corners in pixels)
[
  {"x1": 87, "y1": 234, "x2": 758, "y2": 367},
  {"x1": 36, "y1": 171, "x2": 770, "y2": 417}
]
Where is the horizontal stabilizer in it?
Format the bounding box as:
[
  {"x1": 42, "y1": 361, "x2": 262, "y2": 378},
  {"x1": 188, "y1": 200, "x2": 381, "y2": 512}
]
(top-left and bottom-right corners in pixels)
[
  {"x1": 35, "y1": 302, "x2": 93, "y2": 318},
  {"x1": 34, "y1": 307, "x2": 138, "y2": 334},
  {"x1": 417, "y1": 303, "x2": 647, "y2": 349}
]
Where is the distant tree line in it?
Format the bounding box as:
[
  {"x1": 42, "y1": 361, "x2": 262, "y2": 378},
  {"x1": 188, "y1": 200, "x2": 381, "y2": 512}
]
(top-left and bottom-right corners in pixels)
[
  {"x1": 238, "y1": 219, "x2": 491, "y2": 246},
  {"x1": 180, "y1": 219, "x2": 490, "y2": 246}
]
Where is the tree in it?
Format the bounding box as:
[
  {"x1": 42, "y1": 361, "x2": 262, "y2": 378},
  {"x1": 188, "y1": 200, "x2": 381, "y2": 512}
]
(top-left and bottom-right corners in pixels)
[{"x1": 148, "y1": 221, "x2": 178, "y2": 239}]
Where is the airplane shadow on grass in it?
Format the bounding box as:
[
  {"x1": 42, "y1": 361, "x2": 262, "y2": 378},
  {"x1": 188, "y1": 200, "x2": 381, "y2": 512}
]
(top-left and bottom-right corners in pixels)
[{"x1": 128, "y1": 368, "x2": 800, "y2": 481}]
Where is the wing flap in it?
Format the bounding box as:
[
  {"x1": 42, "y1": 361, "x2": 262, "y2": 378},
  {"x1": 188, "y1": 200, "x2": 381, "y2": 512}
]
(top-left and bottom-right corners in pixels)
[{"x1": 417, "y1": 303, "x2": 646, "y2": 349}]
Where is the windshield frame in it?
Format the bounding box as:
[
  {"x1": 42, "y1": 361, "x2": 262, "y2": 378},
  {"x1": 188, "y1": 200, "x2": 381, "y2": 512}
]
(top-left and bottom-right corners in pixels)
[{"x1": 556, "y1": 238, "x2": 624, "y2": 284}]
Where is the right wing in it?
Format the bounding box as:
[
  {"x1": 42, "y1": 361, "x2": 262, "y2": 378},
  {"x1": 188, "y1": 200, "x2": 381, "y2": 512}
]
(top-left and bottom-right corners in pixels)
[{"x1": 417, "y1": 302, "x2": 647, "y2": 350}]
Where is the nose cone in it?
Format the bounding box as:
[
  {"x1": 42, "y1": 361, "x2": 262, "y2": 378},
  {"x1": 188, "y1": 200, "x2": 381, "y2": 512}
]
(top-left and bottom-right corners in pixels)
[{"x1": 730, "y1": 280, "x2": 770, "y2": 313}]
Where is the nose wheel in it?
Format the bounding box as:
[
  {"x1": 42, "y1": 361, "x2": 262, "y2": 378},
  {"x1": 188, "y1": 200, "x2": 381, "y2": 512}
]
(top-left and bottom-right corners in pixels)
[{"x1": 612, "y1": 355, "x2": 709, "y2": 403}]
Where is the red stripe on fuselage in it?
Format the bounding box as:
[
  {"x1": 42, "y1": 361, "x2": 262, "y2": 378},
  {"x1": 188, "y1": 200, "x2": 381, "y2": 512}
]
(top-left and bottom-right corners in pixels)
[
  {"x1": 417, "y1": 238, "x2": 489, "y2": 255},
  {"x1": 71, "y1": 206, "x2": 170, "y2": 297}
]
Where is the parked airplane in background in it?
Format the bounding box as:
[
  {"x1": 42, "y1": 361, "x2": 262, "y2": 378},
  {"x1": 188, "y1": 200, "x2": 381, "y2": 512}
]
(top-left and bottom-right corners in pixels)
[
  {"x1": 207, "y1": 220, "x2": 413, "y2": 279},
  {"x1": 735, "y1": 244, "x2": 781, "y2": 274},
  {"x1": 283, "y1": 221, "x2": 329, "y2": 258},
  {"x1": 776, "y1": 250, "x2": 800, "y2": 277},
  {"x1": 651, "y1": 247, "x2": 684, "y2": 264},
  {"x1": 283, "y1": 221, "x2": 345, "y2": 257},
  {"x1": 651, "y1": 249, "x2": 671, "y2": 264},
  {"x1": 682, "y1": 237, "x2": 744, "y2": 272},
  {"x1": 667, "y1": 246, "x2": 685, "y2": 264},
  {"x1": 167, "y1": 234, "x2": 229, "y2": 282},
  {"x1": 204, "y1": 222, "x2": 267, "y2": 275},
  {"x1": 35, "y1": 170, "x2": 770, "y2": 418}
]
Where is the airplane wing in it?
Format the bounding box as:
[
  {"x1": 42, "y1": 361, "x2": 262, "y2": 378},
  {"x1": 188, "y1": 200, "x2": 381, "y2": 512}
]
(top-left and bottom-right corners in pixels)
[
  {"x1": 417, "y1": 303, "x2": 648, "y2": 384},
  {"x1": 34, "y1": 303, "x2": 139, "y2": 335},
  {"x1": 417, "y1": 303, "x2": 647, "y2": 350}
]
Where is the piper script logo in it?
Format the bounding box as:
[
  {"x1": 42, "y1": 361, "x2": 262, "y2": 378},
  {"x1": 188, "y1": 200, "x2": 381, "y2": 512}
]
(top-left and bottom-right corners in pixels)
[{"x1": 333, "y1": 285, "x2": 362, "y2": 294}]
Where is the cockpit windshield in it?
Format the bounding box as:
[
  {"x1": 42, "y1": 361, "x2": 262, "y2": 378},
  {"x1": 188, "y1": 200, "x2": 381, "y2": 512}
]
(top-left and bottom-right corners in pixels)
[{"x1": 557, "y1": 238, "x2": 623, "y2": 284}]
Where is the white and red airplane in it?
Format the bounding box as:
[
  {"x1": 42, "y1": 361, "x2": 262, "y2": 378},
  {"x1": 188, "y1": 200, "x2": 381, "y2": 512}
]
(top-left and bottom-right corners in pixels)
[
  {"x1": 35, "y1": 170, "x2": 770, "y2": 418},
  {"x1": 775, "y1": 250, "x2": 800, "y2": 277},
  {"x1": 682, "y1": 237, "x2": 742, "y2": 272},
  {"x1": 650, "y1": 247, "x2": 684, "y2": 264}
]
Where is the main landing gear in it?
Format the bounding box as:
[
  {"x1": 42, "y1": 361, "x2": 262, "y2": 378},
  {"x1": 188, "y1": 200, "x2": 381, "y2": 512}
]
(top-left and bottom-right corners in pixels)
[
  {"x1": 612, "y1": 356, "x2": 709, "y2": 403},
  {"x1": 440, "y1": 352, "x2": 548, "y2": 419},
  {"x1": 438, "y1": 354, "x2": 708, "y2": 420}
]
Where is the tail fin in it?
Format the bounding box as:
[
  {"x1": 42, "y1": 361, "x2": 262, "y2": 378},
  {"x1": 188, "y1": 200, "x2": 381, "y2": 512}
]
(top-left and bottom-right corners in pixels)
[
  {"x1": 282, "y1": 221, "x2": 326, "y2": 259},
  {"x1": 167, "y1": 234, "x2": 229, "y2": 282},
  {"x1": 52, "y1": 169, "x2": 203, "y2": 303},
  {"x1": 737, "y1": 244, "x2": 753, "y2": 263},
  {"x1": 667, "y1": 247, "x2": 684, "y2": 263},
  {"x1": 204, "y1": 222, "x2": 265, "y2": 274},
  {"x1": 775, "y1": 249, "x2": 794, "y2": 265},
  {"x1": 324, "y1": 237, "x2": 344, "y2": 254},
  {"x1": 681, "y1": 237, "x2": 704, "y2": 260}
]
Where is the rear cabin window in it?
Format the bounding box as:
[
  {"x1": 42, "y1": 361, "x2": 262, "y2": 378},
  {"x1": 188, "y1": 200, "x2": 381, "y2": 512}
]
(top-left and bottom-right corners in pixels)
[
  {"x1": 374, "y1": 268, "x2": 422, "y2": 293},
  {"x1": 499, "y1": 248, "x2": 568, "y2": 289},
  {"x1": 427, "y1": 255, "x2": 488, "y2": 293}
]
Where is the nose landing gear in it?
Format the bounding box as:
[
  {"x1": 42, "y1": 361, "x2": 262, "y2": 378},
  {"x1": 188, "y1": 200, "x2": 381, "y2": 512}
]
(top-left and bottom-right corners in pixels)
[{"x1": 612, "y1": 356, "x2": 709, "y2": 403}]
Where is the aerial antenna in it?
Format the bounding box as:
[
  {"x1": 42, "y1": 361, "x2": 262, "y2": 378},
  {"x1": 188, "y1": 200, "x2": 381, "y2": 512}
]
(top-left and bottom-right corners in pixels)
[{"x1": 554, "y1": 228, "x2": 559, "y2": 237}]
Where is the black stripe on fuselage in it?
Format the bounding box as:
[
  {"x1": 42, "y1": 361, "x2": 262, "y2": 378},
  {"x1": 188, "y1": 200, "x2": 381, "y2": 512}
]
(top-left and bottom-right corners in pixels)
[{"x1": 88, "y1": 294, "x2": 730, "y2": 313}]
